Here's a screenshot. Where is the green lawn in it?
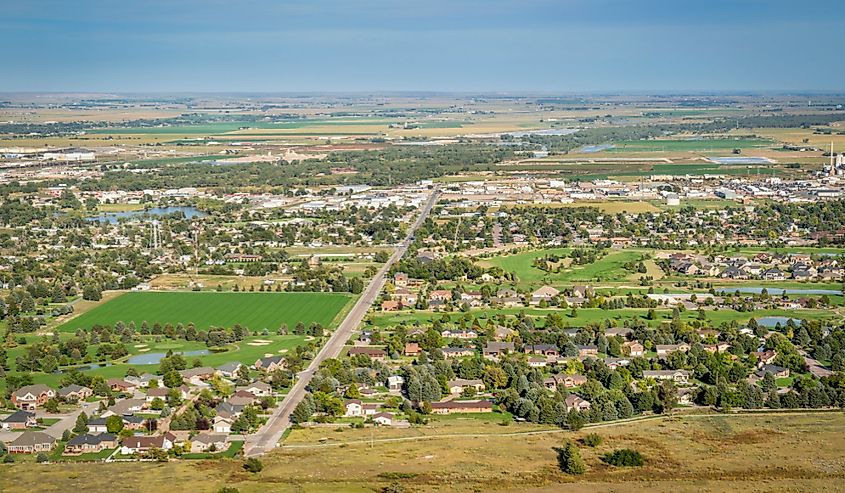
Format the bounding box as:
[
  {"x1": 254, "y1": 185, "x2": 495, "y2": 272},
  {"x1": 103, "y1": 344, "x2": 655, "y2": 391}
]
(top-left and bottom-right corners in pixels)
[
  {"x1": 367, "y1": 306, "x2": 835, "y2": 330},
  {"x1": 12, "y1": 333, "x2": 308, "y2": 392},
  {"x1": 181, "y1": 440, "x2": 244, "y2": 459},
  {"x1": 57, "y1": 291, "x2": 353, "y2": 333},
  {"x1": 50, "y1": 442, "x2": 116, "y2": 462},
  {"x1": 479, "y1": 248, "x2": 642, "y2": 286}
]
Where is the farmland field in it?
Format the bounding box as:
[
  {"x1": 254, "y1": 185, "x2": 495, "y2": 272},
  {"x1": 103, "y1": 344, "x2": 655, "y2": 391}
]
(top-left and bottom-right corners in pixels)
[
  {"x1": 56, "y1": 291, "x2": 353, "y2": 333},
  {"x1": 606, "y1": 138, "x2": 773, "y2": 153},
  {"x1": 2, "y1": 411, "x2": 844, "y2": 493}
]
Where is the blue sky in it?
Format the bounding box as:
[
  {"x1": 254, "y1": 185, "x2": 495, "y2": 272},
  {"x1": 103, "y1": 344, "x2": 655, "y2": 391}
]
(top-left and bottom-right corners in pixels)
[{"x1": 1, "y1": 0, "x2": 843, "y2": 93}]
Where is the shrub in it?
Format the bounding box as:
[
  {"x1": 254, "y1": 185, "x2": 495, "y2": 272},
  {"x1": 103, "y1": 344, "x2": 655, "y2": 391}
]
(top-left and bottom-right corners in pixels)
[
  {"x1": 555, "y1": 441, "x2": 586, "y2": 475},
  {"x1": 381, "y1": 483, "x2": 405, "y2": 493},
  {"x1": 243, "y1": 457, "x2": 263, "y2": 473},
  {"x1": 581, "y1": 433, "x2": 603, "y2": 447},
  {"x1": 36, "y1": 453, "x2": 50, "y2": 463},
  {"x1": 602, "y1": 448, "x2": 645, "y2": 467},
  {"x1": 217, "y1": 488, "x2": 240, "y2": 493}
]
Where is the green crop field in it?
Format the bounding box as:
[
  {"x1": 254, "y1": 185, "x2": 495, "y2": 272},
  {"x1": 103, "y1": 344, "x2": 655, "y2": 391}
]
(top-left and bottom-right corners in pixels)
[
  {"x1": 607, "y1": 138, "x2": 773, "y2": 153},
  {"x1": 56, "y1": 291, "x2": 353, "y2": 333}
]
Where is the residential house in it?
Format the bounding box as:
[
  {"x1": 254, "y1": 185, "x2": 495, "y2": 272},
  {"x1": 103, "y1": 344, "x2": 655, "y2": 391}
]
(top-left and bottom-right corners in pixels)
[
  {"x1": 752, "y1": 350, "x2": 778, "y2": 367},
  {"x1": 755, "y1": 364, "x2": 790, "y2": 378},
  {"x1": 525, "y1": 344, "x2": 559, "y2": 357},
  {"x1": 428, "y1": 290, "x2": 452, "y2": 303},
  {"x1": 605, "y1": 327, "x2": 633, "y2": 338},
  {"x1": 145, "y1": 385, "x2": 190, "y2": 403},
  {"x1": 387, "y1": 375, "x2": 405, "y2": 392},
  {"x1": 528, "y1": 356, "x2": 548, "y2": 368},
  {"x1": 1, "y1": 410, "x2": 36, "y2": 430},
  {"x1": 344, "y1": 399, "x2": 364, "y2": 417},
  {"x1": 190, "y1": 432, "x2": 228, "y2": 453},
  {"x1": 372, "y1": 412, "x2": 394, "y2": 426},
  {"x1": 107, "y1": 379, "x2": 136, "y2": 393},
  {"x1": 238, "y1": 382, "x2": 272, "y2": 397},
  {"x1": 493, "y1": 325, "x2": 515, "y2": 340},
  {"x1": 120, "y1": 432, "x2": 176, "y2": 455},
  {"x1": 576, "y1": 345, "x2": 598, "y2": 358},
  {"x1": 228, "y1": 391, "x2": 258, "y2": 408},
  {"x1": 441, "y1": 329, "x2": 478, "y2": 339},
  {"x1": 87, "y1": 418, "x2": 109, "y2": 434},
  {"x1": 430, "y1": 400, "x2": 493, "y2": 414},
  {"x1": 441, "y1": 347, "x2": 474, "y2": 359},
  {"x1": 404, "y1": 343, "x2": 421, "y2": 357},
  {"x1": 561, "y1": 374, "x2": 588, "y2": 388},
  {"x1": 215, "y1": 401, "x2": 243, "y2": 420},
  {"x1": 655, "y1": 343, "x2": 690, "y2": 356},
  {"x1": 179, "y1": 367, "x2": 216, "y2": 384},
  {"x1": 531, "y1": 285, "x2": 560, "y2": 305},
  {"x1": 347, "y1": 347, "x2": 387, "y2": 361},
  {"x1": 572, "y1": 285, "x2": 594, "y2": 299},
  {"x1": 11, "y1": 384, "x2": 55, "y2": 410},
  {"x1": 7, "y1": 431, "x2": 56, "y2": 453},
  {"x1": 213, "y1": 415, "x2": 233, "y2": 434},
  {"x1": 492, "y1": 289, "x2": 521, "y2": 307},
  {"x1": 216, "y1": 362, "x2": 243, "y2": 378},
  {"x1": 459, "y1": 291, "x2": 483, "y2": 307},
  {"x1": 103, "y1": 399, "x2": 145, "y2": 417},
  {"x1": 125, "y1": 373, "x2": 158, "y2": 389},
  {"x1": 604, "y1": 357, "x2": 631, "y2": 370},
  {"x1": 393, "y1": 272, "x2": 408, "y2": 288},
  {"x1": 381, "y1": 300, "x2": 402, "y2": 311},
  {"x1": 483, "y1": 342, "x2": 515, "y2": 360},
  {"x1": 58, "y1": 384, "x2": 93, "y2": 402},
  {"x1": 622, "y1": 341, "x2": 644, "y2": 357},
  {"x1": 642, "y1": 370, "x2": 691, "y2": 385},
  {"x1": 447, "y1": 379, "x2": 485, "y2": 395},
  {"x1": 564, "y1": 394, "x2": 591, "y2": 412},
  {"x1": 64, "y1": 433, "x2": 117, "y2": 456},
  {"x1": 255, "y1": 355, "x2": 286, "y2": 372},
  {"x1": 703, "y1": 342, "x2": 731, "y2": 353}
]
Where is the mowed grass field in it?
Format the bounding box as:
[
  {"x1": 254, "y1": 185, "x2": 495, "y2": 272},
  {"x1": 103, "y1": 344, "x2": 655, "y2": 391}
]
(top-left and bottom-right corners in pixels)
[
  {"x1": 479, "y1": 248, "x2": 643, "y2": 286},
  {"x1": 3, "y1": 412, "x2": 845, "y2": 492},
  {"x1": 367, "y1": 306, "x2": 833, "y2": 330},
  {"x1": 56, "y1": 291, "x2": 353, "y2": 333}
]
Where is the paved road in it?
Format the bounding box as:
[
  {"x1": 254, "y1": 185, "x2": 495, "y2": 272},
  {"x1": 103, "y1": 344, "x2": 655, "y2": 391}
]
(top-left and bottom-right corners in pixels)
[
  {"x1": 0, "y1": 400, "x2": 101, "y2": 443},
  {"x1": 244, "y1": 188, "x2": 440, "y2": 456}
]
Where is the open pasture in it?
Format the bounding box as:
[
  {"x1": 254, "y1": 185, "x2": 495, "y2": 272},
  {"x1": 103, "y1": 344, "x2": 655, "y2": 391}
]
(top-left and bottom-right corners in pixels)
[{"x1": 3, "y1": 412, "x2": 845, "y2": 493}]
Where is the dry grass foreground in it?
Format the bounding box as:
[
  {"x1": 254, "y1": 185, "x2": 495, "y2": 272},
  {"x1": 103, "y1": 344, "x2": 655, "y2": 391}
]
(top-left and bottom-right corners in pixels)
[{"x1": 2, "y1": 412, "x2": 845, "y2": 492}]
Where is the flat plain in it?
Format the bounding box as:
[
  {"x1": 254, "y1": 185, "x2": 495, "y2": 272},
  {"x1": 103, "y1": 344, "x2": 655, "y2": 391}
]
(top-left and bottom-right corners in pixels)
[{"x1": 2, "y1": 412, "x2": 843, "y2": 493}]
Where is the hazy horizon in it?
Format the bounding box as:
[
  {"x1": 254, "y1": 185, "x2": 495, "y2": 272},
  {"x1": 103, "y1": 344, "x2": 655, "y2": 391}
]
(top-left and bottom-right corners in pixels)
[{"x1": 2, "y1": 0, "x2": 844, "y2": 93}]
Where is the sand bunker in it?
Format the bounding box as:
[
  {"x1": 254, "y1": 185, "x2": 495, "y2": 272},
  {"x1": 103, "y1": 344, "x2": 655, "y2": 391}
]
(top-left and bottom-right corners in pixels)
[{"x1": 247, "y1": 342, "x2": 270, "y2": 346}]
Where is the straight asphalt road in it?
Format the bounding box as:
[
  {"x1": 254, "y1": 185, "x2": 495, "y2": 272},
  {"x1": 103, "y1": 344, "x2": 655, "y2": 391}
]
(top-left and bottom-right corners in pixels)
[{"x1": 244, "y1": 187, "x2": 440, "y2": 456}]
